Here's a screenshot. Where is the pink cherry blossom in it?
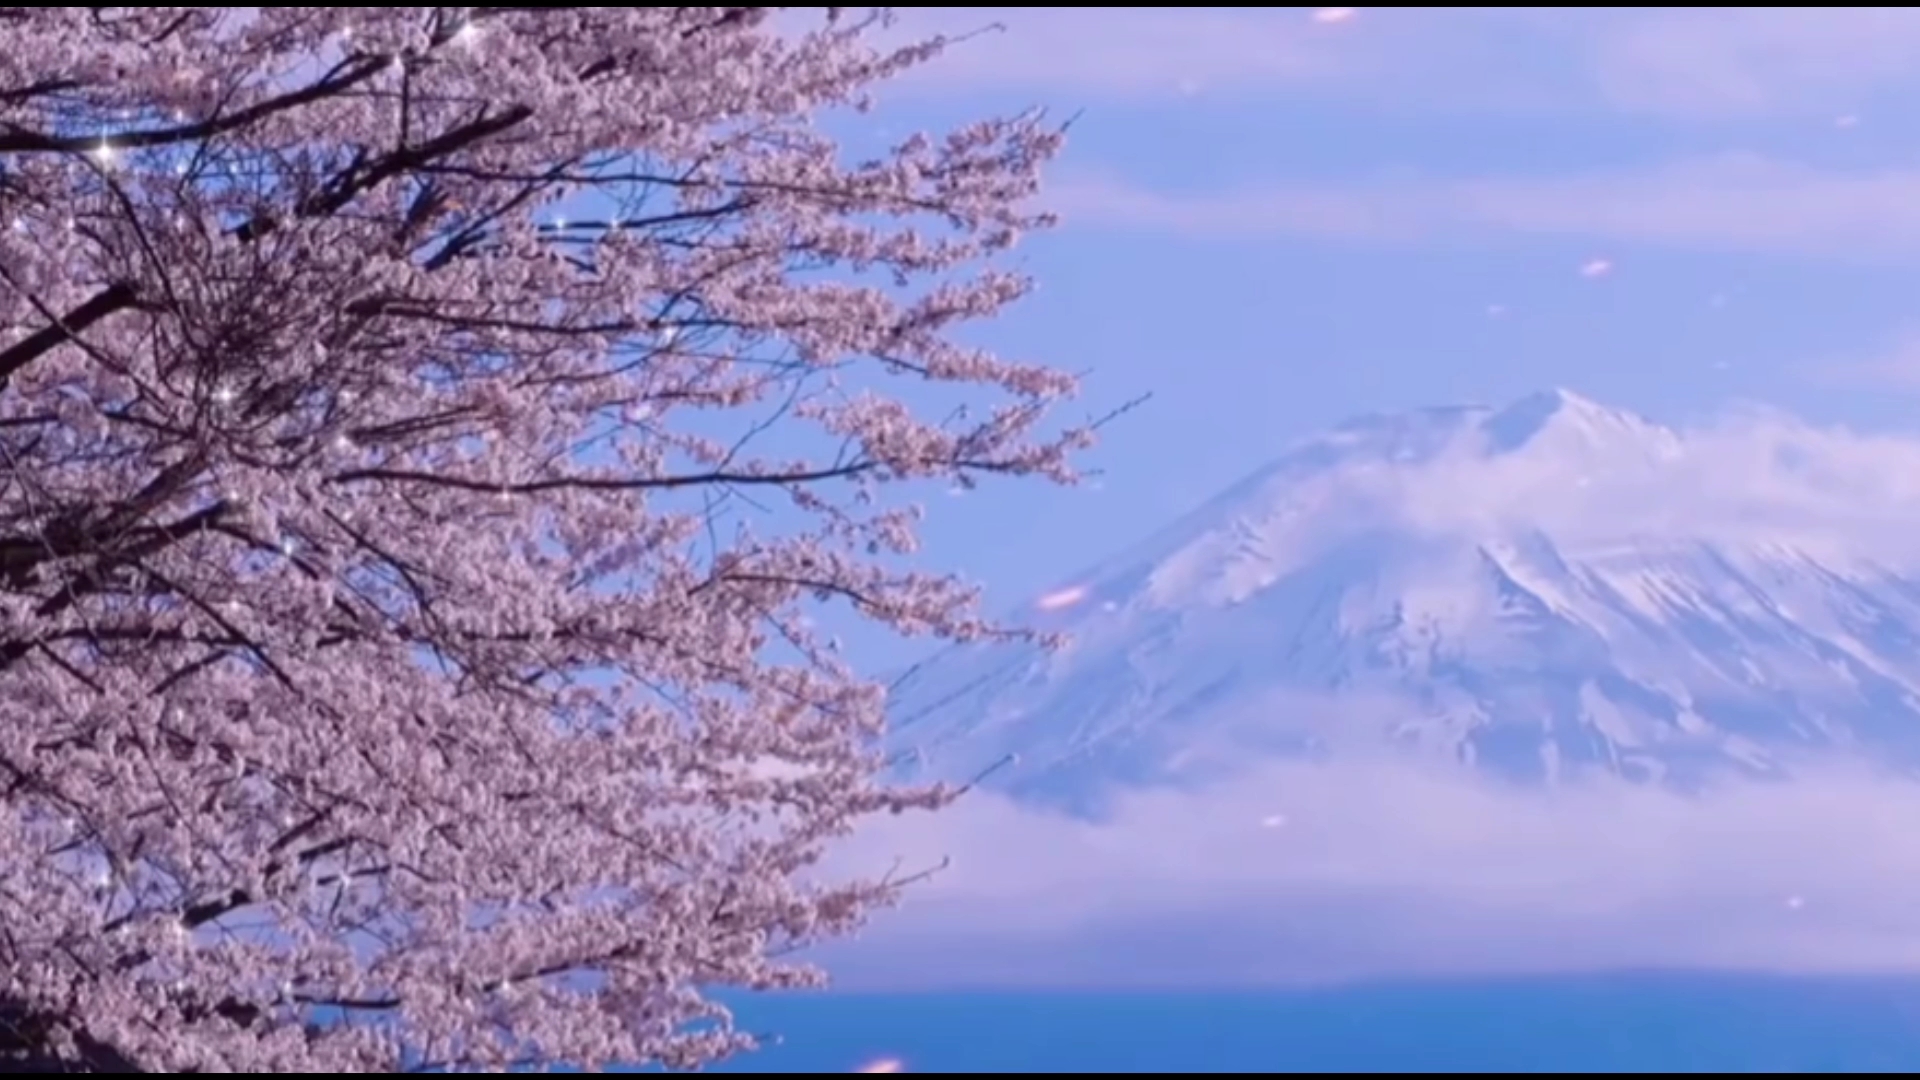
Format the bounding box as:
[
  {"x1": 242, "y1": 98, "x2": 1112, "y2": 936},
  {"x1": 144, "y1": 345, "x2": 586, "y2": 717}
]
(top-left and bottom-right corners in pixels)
[{"x1": 0, "y1": 7, "x2": 1084, "y2": 1072}]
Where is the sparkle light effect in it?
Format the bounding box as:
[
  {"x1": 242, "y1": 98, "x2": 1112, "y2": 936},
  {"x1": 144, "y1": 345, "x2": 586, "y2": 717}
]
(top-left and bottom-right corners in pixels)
[
  {"x1": 854, "y1": 1058, "x2": 905, "y2": 1073},
  {"x1": 1312, "y1": 7, "x2": 1358, "y2": 24},
  {"x1": 1035, "y1": 585, "x2": 1089, "y2": 611},
  {"x1": 1579, "y1": 258, "x2": 1613, "y2": 278}
]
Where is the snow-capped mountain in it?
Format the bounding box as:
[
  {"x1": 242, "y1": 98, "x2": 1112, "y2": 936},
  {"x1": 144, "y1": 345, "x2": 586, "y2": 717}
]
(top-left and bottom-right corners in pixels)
[{"x1": 887, "y1": 389, "x2": 1920, "y2": 807}]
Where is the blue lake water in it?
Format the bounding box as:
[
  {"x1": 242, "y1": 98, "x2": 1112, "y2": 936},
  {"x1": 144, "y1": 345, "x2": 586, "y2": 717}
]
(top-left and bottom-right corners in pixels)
[{"x1": 646, "y1": 973, "x2": 1920, "y2": 1073}]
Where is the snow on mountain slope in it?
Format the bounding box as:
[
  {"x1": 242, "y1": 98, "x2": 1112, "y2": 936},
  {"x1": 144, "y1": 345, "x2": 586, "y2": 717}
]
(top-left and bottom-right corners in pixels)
[{"x1": 886, "y1": 389, "x2": 1920, "y2": 807}]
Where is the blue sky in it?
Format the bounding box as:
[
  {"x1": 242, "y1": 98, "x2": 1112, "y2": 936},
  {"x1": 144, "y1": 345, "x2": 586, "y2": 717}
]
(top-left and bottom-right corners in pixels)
[{"x1": 838, "y1": 7, "x2": 1920, "y2": 651}]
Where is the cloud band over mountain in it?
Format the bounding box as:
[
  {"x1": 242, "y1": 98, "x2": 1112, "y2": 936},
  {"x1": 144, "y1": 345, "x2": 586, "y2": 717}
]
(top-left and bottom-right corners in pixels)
[{"x1": 825, "y1": 754, "x2": 1920, "y2": 987}]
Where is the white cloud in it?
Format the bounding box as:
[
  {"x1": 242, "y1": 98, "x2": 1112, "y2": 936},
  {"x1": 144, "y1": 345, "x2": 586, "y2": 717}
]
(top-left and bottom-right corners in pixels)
[
  {"x1": 887, "y1": 8, "x2": 1920, "y2": 121},
  {"x1": 885, "y1": 8, "x2": 1383, "y2": 100},
  {"x1": 1586, "y1": 8, "x2": 1920, "y2": 119},
  {"x1": 872, "y1": 11, "x2": 1920, "y2": 262},
  {"x1": 819, "y1": 752, "x2": 1920, "y2": 987},
  {"x1": 1197, "y1": 397, "x2": 1920, "y2": 570},
  {"x1": 1405, "y1": 402, "x2": 1920, "y2": 562},
  {"x1": 1052, "y1": 156, "x2": 1920, "y2": 258}
]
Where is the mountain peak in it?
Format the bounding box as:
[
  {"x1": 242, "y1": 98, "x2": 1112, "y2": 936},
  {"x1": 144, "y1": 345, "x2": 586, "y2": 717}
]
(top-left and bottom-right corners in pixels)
[{"x1": 1477, "y1": 388, "x2": 1667, "y2": 457}]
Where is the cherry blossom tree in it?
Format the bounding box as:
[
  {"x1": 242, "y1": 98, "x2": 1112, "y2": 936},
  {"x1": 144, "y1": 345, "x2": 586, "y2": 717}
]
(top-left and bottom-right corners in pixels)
[{"x1": 0, "y1": 7, "x2": 1083, "y2": 1071}]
